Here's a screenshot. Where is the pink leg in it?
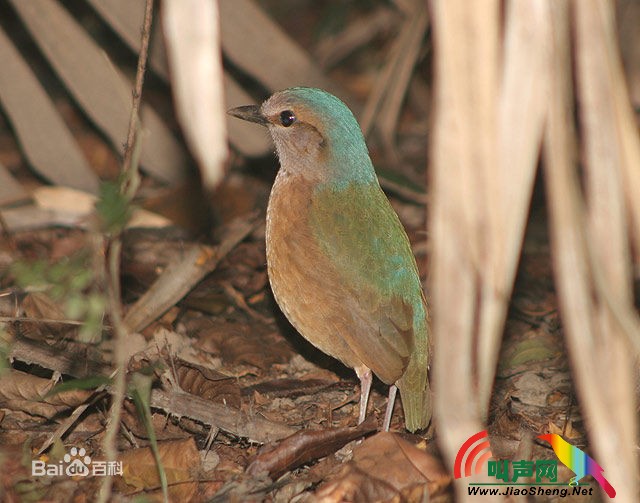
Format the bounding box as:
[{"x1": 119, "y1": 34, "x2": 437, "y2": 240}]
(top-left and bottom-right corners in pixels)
[
  {"x1": 355, "y1": 366, "x2": 372, "y2": 424},
  {"x1": 382, "y1": 385, "x2": 397, "y2": 431}
]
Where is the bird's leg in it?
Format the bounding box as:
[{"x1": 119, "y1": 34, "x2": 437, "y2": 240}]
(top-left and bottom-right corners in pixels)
[
  {"x1": 355, "y1": 365, "x2": 372, "y2": 424},
  {"x1": 382, "y1": 385, "x2": 397, "y2": 431}
]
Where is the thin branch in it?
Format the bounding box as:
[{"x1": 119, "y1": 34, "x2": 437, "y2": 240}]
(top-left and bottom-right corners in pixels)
[
  {"x1": 121, "y1": 0, "x2": 153, "y2": 181},
  {"x1": 98, "y1": 1, "x2": 154, "y2": 502}
]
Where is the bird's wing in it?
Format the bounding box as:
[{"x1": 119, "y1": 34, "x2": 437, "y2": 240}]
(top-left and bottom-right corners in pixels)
[{"x1": 309, "y1": 181, "x2": 426, "y2": 384}]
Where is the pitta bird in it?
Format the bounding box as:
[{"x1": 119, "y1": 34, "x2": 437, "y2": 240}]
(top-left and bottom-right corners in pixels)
[{"x1": 229, "y1": 87, "x2": 431, "y2": 431}]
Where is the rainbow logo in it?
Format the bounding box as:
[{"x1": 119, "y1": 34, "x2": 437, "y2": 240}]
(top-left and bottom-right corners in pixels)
[
  {"x1": 538, "y1": 434, "x2": 616, "y2": 498},
  {"x1": 454, "y1": 430, "x2": 494, "y2": 479}
]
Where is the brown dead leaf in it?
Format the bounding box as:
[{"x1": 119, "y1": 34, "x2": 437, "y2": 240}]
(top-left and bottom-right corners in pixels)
[
  {"x1": 216, "y1": 444, "x2": 252, "y2": 474},
  {"x1": 0, "y1": 25, "x2": 99, "y2": 193},
  {"x1": 0, "y1": 443, "x2": 36, "y2": 503},
  {"x1": 217, "y1": 242, "x2": 269, "y2": 289},
  {"x1": 0, "y1": 370, "x2": 91, "y2": 419},
  {"x1": 317, "y1": 432, "x2": 449, "y2": 501},
  {"x1": 508, "y1": 369, "x2": 572, "y2": 431},
  {"x1": 547, "y1": 421, "x2": 581, "y2": 441},
  {"x1": 352, "y1": 432, "x2": 448, "y2": 489},
  {"x1": 22, "y1": 292, "x2": 66, "y2": 322},
  {"x1": 0, "y1": 162, "x2": 28, "y2": 206},
  {"x1": 317, "y1": 464, "x2": 399, "y2": 503},
  {"x1": 218, "y1": 330, "x2": 291, "y2": 369},
  {"x1": 9, "y1": 0, "x2": 188, "y2": 183},
  {"x1": 175, "y1": 358, "x2": 241, "y2": 408},
  {"x1": 20, "y1": 292, "x2": 73, "y2": 338},
  {"x1": 116, "y1": 437, "x2": 199, "y2": 501}
]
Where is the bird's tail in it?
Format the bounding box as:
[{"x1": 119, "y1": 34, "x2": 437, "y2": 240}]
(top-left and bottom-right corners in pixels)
[
  {"x1": 592, "y1": 471, "x2": 616, "y2": 499},
  {"x1": 396, "y1": 341, "x2": 431, "y2": 432},
  {"x1": 397, "y1": 381, "x2": 431, "y2": 432}
]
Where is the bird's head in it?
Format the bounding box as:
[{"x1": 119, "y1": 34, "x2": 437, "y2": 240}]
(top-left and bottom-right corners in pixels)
[{"x1": 229, "y1": 87, "x2": 376, "y2": 184}]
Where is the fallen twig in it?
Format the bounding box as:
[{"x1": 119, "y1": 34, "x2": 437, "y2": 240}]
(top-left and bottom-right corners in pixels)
[
  {"x1": 123, "y1": 215, "x2": 259, "y2": 333},
  {"x1": 10, "y1": 335, "x2": 296, "y2": 445},
  {"x1": 150, "y1": 388, "x2": 296, "y2": 444}
]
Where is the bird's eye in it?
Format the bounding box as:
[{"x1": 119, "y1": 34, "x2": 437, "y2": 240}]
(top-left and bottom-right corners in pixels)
[{"x1": 279, "y1": 110, "x2": 296, "y2": 127}]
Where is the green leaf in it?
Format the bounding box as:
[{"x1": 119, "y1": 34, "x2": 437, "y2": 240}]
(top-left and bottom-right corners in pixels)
[
  {"x1": 130, "y1": 371, "x2": 168, "y2": 501},
  {"x1": 0, "y1": 329, "x2": 12, "y2": 376},
  {"x1": 45, "y1": 376, "x2": 112, "y2": 397},
  {"x1": 95, "y1": 180, "x2": 133, "y2": 235},
  {"x1": 65, "y1": 294, "x2": 87, "y2": 320}
]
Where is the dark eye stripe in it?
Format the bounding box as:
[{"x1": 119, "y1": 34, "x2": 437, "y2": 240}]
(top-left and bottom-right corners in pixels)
[{"x1": 279, "y1": 110, "x2": 296, "y2": 127}]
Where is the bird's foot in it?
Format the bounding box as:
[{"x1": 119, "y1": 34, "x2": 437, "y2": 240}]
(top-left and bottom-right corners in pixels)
[
  {"x1": 355, "y1": 366, "x2": 372, "y2": 425},
  {"x1": 382, "y1": 385, "x2": 397, "y2": 431}
]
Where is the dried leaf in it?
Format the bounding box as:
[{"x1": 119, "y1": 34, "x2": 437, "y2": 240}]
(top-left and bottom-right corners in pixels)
[
  {"x1": 316, "y1": 464, "x2": 399, "y2": 503},
  {"x1": 22, "y1": 292, "x2": 66, "y2": 322},
  {"x1": 88, "y1": 0, "x2": 270, "y2": 157},
  {"x1": 351, "y1": 432, "x2": 448, "y2": 490},
  {"x1": 117, "y1": 437, "x2": 199, "y2": 501},
  {"x1": 35, "y1": 186, "x2": 171, "y2": 229},
  {"x1": 317, "y1": 432, "x2": 448, "y2": 501},
  {"x1": 175, "y1": 358, "x2": 241, "y2": 408},
  {"x1": 0, "y1": 26, "x2": 99, "y2": 193},
  {"x1": 218, "y1": 0, "x2": 340, "y2": 96},
  {"x1": 1, "y1": 186, "x2": 171, "y2": 232},
  {"x1": 86, "y1": 0, "x2": 170, "y2": 79},
  {"x1": 163, "y1": 0, "x2": 227, "y2": 190},
  {"x1": 9, "y1": 0, "x2": 188, "y2": 183},
  {"x1": 0, "y1": 370, "x2": 91, "y2": 419},
  {"x1": 546, "y1": 1, "x2": 640, "y2": 498},
  {"x1": 429, "y1": 1, "x2": 551, "y2": 483},
  {"x1": 0, "y1": 161, "x2": 28, "y2": 207}
]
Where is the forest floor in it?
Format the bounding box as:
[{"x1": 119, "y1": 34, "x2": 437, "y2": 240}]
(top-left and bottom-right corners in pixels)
[{"x1": 0, "y1": 1, "x2": 624, "y2": 501}]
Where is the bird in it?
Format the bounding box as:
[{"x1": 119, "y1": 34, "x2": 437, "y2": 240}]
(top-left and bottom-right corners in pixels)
[
  {"x1": 228, "y1": 87, "x2": 431, "y2": 432},
  {"x1": 538, "y1": 434, "x2": 616, "y2": 498}
]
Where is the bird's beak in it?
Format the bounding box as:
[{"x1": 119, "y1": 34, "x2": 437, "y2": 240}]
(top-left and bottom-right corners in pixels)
[{"x1": 227, "y1": 105, "x2": 269, "y2": 126}]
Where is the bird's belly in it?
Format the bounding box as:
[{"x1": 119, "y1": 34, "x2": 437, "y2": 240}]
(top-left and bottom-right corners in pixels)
[{"x1": 265, "y1": 177, "x2": 362, "y2": 369}]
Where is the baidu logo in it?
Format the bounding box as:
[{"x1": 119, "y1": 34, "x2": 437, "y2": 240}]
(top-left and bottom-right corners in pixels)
[
  {"x1": 63, "y1": 447, "x2": 91, "y2": 476},
  {"x1": 32, "y1": 446, "x2": 122, "y2": 477}
]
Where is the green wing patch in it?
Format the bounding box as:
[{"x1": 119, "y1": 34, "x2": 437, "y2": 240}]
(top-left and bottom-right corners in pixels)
[{"x1": 309, "y1": 181, "x2": 424, "y2": 380}]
